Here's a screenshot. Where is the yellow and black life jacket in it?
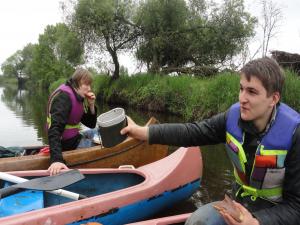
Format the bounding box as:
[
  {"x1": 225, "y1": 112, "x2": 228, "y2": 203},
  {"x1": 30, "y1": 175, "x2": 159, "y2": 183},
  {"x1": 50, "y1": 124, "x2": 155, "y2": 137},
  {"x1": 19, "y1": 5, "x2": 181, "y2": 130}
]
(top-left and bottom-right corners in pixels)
[{"x1": 225, "y1": 103, "x2": 300, "y2": 202}]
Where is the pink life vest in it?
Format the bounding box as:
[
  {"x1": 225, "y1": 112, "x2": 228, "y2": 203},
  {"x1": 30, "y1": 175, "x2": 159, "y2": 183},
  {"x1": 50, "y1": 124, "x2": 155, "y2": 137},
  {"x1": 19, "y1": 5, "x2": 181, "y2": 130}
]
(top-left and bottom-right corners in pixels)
[{"x1": 47, "y1": 84, "x2": 84, "y2": 140}]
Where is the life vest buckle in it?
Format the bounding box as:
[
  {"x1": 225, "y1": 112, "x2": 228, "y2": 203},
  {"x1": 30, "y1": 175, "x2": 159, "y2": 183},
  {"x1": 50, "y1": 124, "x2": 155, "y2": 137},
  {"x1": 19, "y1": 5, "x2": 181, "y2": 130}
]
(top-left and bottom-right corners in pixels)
[{"x1": 240, "y1": 185, "x2": 258, "y2": 201}]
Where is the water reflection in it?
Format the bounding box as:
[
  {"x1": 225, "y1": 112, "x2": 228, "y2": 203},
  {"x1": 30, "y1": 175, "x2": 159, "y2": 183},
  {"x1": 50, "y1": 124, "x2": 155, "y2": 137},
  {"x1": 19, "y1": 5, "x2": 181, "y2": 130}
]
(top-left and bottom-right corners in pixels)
[
  {"x1": 0, "y1": 86, "x2": 48, "y2": 146},
  {"x1": 0, "y1": 84, "x2": 234, "y2": 215}
]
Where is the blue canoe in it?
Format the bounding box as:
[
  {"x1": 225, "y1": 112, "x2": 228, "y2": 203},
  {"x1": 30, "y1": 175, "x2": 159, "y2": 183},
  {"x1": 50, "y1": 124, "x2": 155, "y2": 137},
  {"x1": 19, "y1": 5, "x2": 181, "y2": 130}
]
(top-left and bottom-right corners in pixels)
[{"x1": 0, "y1": 147, "x2": 202, "y2": 225}]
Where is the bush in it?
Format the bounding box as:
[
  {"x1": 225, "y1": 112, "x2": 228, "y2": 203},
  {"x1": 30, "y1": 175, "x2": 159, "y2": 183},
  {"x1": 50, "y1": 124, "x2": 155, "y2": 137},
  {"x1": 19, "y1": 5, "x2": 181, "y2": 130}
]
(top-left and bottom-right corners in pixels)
[
  {"x1": 282, "y1": 70, "x2": 300, "y2": 112},
  {"x1": 49, "y1": 78, "x2": 66, "y2": 93}
]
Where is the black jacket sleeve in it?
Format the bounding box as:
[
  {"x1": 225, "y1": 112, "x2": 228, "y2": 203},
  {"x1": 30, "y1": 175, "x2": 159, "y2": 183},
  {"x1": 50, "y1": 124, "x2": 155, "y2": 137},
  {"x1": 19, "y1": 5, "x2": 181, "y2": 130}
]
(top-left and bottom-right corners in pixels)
[
  {"x1": 48, "y1": 92, "x2": 71, "y2": 164},
  {"x1": 149, "y1": 112, "x2": 227, "y2": 146},
  {"x1": 81, "y1": 106, "x2": 97, "y2": 128},
  {"x1": 253, "y1": 125, "x2": 300, "y2": 225}
]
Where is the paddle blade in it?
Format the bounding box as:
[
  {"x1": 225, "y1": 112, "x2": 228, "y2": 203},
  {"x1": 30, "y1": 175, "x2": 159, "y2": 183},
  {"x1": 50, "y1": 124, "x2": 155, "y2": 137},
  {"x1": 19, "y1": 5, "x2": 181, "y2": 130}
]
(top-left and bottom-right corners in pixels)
[{"x1": 16, "y1": 169, "x2": 85, "y2": 191}]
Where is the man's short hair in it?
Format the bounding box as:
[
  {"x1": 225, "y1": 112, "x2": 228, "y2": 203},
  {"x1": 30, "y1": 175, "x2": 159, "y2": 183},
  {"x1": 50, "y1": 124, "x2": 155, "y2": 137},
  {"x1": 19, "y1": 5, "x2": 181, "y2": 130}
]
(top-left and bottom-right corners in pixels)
[{"x1": 240, "y1": 57, "x2": 285, "y2": 96}]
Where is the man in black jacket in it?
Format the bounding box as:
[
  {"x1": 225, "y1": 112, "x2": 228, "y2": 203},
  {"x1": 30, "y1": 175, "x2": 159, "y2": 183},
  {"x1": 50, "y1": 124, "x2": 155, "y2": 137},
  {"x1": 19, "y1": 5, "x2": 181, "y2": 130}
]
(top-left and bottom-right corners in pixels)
[{"x1": 121, "y1": 57, "x2": 300, "y2": 225}]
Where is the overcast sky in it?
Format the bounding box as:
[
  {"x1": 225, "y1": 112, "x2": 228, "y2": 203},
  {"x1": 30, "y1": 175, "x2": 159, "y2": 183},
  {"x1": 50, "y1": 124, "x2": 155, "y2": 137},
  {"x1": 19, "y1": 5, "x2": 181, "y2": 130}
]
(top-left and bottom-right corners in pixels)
[
  {"x1": 246, "y1": 0, "x2": 300, "y2": 56},
  {"x1": 0, "y1": 1, "x2": 62, "y2": 68},
  {"x1": 0, "y1": 0, "x2": 299, "y2": 74}
]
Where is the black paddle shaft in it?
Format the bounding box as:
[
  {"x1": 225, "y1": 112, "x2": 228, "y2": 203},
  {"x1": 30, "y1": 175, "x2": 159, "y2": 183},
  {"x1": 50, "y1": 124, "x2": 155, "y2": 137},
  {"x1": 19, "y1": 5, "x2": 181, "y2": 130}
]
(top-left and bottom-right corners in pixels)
[
  {"x1": 0, "y1": 170, "x2": 85, "y2": 199},
  {"x1": 0, "y1": 186, "x2": 24, "y2": 198}
]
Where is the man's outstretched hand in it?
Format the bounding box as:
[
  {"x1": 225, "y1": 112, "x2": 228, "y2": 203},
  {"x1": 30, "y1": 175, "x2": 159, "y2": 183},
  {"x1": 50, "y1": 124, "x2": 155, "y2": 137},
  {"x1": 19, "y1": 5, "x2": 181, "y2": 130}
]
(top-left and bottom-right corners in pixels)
[{"x1": 120, "y1": 116, "x2": 149, "y2": 141}]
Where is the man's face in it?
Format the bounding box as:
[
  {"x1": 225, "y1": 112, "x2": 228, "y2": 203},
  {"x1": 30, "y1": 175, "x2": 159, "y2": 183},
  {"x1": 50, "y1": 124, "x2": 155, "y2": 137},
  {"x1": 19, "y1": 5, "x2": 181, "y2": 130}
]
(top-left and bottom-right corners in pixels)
[{"x1": 239, "y1": 73, "x2": 279, "y2": 126}]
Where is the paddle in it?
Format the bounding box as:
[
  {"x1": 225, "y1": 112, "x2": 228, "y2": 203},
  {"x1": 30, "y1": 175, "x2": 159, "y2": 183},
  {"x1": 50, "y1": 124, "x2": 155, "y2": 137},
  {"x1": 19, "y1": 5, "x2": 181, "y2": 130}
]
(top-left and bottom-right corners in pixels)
[{"x1": 0, "y1": 170, "x2": 87, "y2": 200}]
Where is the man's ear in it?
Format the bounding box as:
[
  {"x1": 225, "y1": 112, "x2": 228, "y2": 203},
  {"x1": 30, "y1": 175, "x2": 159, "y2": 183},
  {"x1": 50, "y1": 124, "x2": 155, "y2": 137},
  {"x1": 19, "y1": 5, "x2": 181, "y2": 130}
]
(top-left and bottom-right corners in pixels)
[{"x1": 271, "y1": 92, "x2": 280, "y2": 106}]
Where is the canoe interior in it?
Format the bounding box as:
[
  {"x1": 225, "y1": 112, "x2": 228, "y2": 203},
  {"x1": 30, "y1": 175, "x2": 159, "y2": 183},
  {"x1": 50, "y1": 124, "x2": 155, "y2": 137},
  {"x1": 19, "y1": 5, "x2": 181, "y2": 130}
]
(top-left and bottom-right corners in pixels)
[
  {"x1": 45, "y1": 173, "x2": 145, "y2": 206},
  {"x1": 0, "y1": 173, "x2": 145, "y2": 217},
  {"x1": 23, "y1": 146, "x2": 48, "y2": 155},
  {"x1": 74, "y1": 179, "x2": 200, "y2": 225}
]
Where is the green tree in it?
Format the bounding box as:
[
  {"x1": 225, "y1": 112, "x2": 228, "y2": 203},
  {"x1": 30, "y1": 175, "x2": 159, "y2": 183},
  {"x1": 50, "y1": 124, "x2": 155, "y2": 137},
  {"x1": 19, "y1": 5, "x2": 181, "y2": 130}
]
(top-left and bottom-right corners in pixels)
[
  {"x1": 135, "y1": 0, "x2": 256, "y2": 73},
  {"x1": 29, "y1": 23, "x2": 84, "y2": 88},
  {"x1": 1, "y1": 50, "x2": 24, "y2": 78},
  {"x1": 69, "y1": 0, "x2": 140, "y2": 80},
  {"x1": 188, "y1": 0, "x2": 256, "y2": 66},
  {"x1": 20, "y1": 43, "x2": 37, "y2": 77},
  {"x1": 1, "y1": 44, "x2": 37, "y2": 80},
  {"x1": 135, "y1": 0, "x2": 190, "y2": 73}
]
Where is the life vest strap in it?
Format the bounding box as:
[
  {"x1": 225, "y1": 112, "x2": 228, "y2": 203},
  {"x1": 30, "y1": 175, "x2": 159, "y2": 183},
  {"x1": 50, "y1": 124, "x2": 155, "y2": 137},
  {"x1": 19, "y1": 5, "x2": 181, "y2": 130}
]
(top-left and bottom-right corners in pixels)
[
  {"x1": 238, "y1": 184, "x2": 282, "y2": 201},
  {"x1": 65, "y1": 124, "x2": 81, "y2": 129},
  {"x1": 47, "y1": 116, "x2": 81, "y2": 129}
]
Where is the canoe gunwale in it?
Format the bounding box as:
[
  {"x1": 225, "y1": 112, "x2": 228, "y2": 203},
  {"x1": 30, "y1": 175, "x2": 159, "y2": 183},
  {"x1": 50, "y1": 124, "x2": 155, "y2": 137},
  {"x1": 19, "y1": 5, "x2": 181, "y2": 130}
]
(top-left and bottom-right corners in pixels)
[
  {"x1": 6, "y1": 168, "x2": 146, "y2": 178},
  {"x1": 66, "y1": 140, "x2": 144, "y2": 167},
  {"x1": 125, "y1": 213, "x2": 192, "y2": 224}
]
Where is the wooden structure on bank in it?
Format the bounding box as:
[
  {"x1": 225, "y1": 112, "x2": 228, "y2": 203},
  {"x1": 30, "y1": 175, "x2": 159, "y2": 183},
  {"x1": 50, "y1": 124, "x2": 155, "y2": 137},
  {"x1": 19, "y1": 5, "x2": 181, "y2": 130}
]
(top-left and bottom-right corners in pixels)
[{"x1": 271, "y1": 50, "x2": 300, "y2": 75}]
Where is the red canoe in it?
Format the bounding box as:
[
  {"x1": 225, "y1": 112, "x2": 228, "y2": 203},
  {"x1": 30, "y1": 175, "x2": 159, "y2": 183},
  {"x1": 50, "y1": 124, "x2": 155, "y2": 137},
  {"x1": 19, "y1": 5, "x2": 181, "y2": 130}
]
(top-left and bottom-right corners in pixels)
[{"x1": 0, "y1": 147, "x2": 202, "y2": 225}]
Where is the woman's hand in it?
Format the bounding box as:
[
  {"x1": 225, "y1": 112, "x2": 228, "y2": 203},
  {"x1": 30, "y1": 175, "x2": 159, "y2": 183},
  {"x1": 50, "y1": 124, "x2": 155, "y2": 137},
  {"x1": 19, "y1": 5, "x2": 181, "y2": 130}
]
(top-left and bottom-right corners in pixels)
[
  {"x1": 120, "y1": 116, "x2": 149, "y2": 141},
  {"x1": 85, "y1": 91, "x2": 96, "y2": 114},
  {"x1": 219, "y1": 201, "x2": 259, "y2": 225},
  {"x1": 48, "y1": 162, "x2": 69, "y2": 176}
]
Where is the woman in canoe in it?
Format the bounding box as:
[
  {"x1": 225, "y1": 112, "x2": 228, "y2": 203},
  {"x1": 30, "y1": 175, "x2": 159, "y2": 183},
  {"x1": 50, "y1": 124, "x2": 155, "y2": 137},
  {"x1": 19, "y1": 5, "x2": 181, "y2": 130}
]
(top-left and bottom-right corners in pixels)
[
  {"x1": 121, "y1": 57, "x2": 300, "y2": 225},
  {"x1": 47, "y1": 68, "x2": 99, "y2": 176}
]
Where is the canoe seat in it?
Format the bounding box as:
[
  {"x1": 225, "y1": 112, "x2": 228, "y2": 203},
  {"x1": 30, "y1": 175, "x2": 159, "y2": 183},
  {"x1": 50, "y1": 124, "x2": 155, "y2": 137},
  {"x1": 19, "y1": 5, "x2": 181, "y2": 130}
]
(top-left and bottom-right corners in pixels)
[{"x1": 0, "y1": 189, "x2": 44, "y2": 217}]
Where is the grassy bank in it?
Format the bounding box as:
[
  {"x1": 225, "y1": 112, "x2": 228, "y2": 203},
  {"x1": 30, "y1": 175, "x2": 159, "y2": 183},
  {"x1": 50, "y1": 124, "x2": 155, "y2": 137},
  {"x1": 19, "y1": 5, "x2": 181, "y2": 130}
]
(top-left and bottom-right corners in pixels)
[
  {"x1": 0, "y1": 76, "x2": 18, "y2": 85},
  {"x1": 48, "y1": 70, "x2": 300, "y2": 121},
  {"x1": 281, "y1": 70, "x2": 300, "y2": 110},
  {"x1": 93, "y1": 70, "x2": 300, "y2": 120}
]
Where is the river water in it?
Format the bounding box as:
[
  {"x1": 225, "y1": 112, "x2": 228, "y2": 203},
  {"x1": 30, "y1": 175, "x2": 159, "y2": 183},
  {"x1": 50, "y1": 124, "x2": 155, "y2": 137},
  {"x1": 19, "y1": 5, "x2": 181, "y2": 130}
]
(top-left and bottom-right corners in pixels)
[{"x1": 0, "y1": 85, "x2": 233, "y2": 217}]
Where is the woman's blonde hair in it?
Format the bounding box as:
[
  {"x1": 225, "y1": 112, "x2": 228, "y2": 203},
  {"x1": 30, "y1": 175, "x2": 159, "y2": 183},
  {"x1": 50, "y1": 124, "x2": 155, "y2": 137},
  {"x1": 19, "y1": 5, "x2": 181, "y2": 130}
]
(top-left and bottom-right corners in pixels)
[{"x1": 71, "y1": 68, "x2": 93, "y2": 88}]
